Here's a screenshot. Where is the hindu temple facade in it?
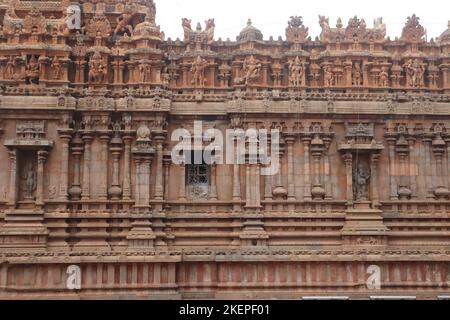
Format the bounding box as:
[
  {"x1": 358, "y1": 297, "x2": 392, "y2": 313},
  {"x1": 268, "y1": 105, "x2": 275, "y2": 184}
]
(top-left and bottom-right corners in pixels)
[{"x1": 0, "y1": 0, "x2": 449, "y2": 299}]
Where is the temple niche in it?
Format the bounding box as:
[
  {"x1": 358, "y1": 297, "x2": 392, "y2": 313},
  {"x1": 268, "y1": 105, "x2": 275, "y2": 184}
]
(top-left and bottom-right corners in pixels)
[{"x1": 1, "y1": 0, "x2": 450, "y2": 300}]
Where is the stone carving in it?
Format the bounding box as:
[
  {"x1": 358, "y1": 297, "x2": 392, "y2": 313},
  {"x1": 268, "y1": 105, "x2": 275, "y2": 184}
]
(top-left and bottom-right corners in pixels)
[
  {"x1": 319, "y1": 15, "x2": 331, "y2": 42},
  {"x1": 88, "y1": 51, "x2": 107, "y2": 83},
  {"x1": 235, "y1": 55, "x2": 262, "y2": 85},
  {"x1": 17, "y1": 121, "x2": 45, "y2": 140},
  {"x1": 288, "y1": 57, "x2": 305, "y2": 87},
  {"x1": 23, "y1": 8, "x2": 47, "y2": 35},
  {"x1": 24, "y1": 55, "x2": 40, "y2": 84},
  {"x1": 354, "y1": 162, "x2": 371, "y2": 201},
  {"x1": 352, "y1": 62, "x2": 362, "y2": 86},
  {"x1": 182, "y1": 18, "x2": 215, "y2": 44},
  {"x1": 190, "y1": 56, "x2": 208, "y2": 87},
  {"x1": 401, "y1": 14, "x2": 426, "y2": 42},
  {"x1": 323, "y1": 64, "x2": 333, "y2": 87},
  {"x1": 379, "y1": 67, "x2": 390, "y2": 87},
  {"x1": 86, "y1": 12, "x2": 112, "y2": 42},
  {"x1": 404, "y1": 59, "x2": 425, "y2": 87},
  {"x1": 286, "y1": 16, "x2": 309, "y2": 44},
  {"x1": 51, "y1": 57, "x2": 62, "y2": 80},
  {"x1": 24, "y1": 162, "x2": 37, "y2": 199},
  {"x1": 138, "y1": 62, "x2": 152, "y2": 83},
  {"x1": 114, "y1": 5, "x2": 139, "y2": 36},
  {"x1": 4, "y1": 56, "x2": 16, "y2": 80}
]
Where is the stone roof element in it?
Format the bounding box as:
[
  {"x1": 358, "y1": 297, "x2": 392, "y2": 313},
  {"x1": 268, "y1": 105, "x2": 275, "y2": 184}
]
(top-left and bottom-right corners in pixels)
[
  {"x1": 401, "y1": 14, "x2": 426, "y2": 42},
  {"x1": 237, "y1": 19, "x2": 263, "y2": 42},
  {"x1": 439, "y1": 21, "x2": 450, "y2": 44},
  {"x1": 319, "y1": 15, "x2": 386, "y2": 43}
]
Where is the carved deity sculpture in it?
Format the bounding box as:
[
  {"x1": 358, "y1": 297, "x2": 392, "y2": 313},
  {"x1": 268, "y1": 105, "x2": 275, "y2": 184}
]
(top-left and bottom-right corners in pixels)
[
  {"x1": 139, "y1": 63, "x2": 152, "y2": 83},
  {"x1": 352, "y1": 62, "x2": 362, "y2": 86},
  {"x1": 319, "y1": 15, "x2": 331, "y2": 42},
  {"x1": 354, "y1": 162, "x2": 371, "y2": 201},
  {"x1": 24, "y1": 162, "x2": 37, "y2": 199},
  {"x1": 235, "y1": 56, "x2": 262, "y2": 85},
  {"x1": 51, "y1": 56, "x2": 62, "y2": 80},
  {"x1": 114, "y1": 5, "x2": 136, "y2": 36},
  {"x1": 323, "y1": 64, "x2": 333, "y2": 87},
  {"x1": 205, "y1": 19, "x2": 215, "y2": 44},
  {"x1": 191, "y1": 56, "x2": 208, "y2": 87},
  {"x1": 4, "y1": 56, "x2": 15, "y2": 80},
  {"x1": 379, "y1": 67, "x2": 389, "y2": 87},
  {"x1": 288, "y1": 56, "x2": 305, "y2": 87},
  {"x1": 404, "y1": 59, "x2": 425, "y2": 87},
  {"x1": 182, "y1": 18, "x2": 192, "y2": 42},
  {"x1": 88, "y1": 51, "x2": 107, "y2": 83},
  {"x1": 25, "y1": 55, "x2": 40, "y2": 84}
]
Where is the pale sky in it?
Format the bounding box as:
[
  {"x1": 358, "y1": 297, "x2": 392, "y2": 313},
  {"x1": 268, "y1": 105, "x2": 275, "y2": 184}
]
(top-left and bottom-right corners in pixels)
[{"x1": 155, "y1": 0, "x2": 449, "y2": 41}]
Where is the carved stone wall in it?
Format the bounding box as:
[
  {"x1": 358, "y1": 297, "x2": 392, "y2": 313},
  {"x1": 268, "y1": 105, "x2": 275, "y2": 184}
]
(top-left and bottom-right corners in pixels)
[{"x1": 0, "y1": 1, "x2": 449, "y2": 299}]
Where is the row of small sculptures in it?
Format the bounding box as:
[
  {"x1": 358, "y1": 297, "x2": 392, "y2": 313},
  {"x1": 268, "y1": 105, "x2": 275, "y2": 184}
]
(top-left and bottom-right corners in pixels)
[{"x1": 0, "y1": 52, "x2": 436, "y2": 88}]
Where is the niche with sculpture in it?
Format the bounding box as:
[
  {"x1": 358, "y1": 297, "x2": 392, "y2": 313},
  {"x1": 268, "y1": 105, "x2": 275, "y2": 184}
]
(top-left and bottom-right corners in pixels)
[
  {"x1": 352, "y1": 156, "x2": 371, "y2": 202},
  {"x1": 19, "y1": 150, "x2": 37, "y2": 202}
]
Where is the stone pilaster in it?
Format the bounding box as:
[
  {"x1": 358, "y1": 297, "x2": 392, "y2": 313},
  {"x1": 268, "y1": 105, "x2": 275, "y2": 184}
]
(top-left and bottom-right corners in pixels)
[
  {"x1": 210, "y1": 163, "x2": 218, "y2": 200},
  {"x1": 285, "y1": 135, "x2": 296, "y2": 200},
  {"x1": 387, "y1": 137, "x2": 399, "y2": 201},
  {"x1": 302, "y1": 136, "x2": 312, "y2": 201},
  {"x1": 81, "y1": 133, "x2": 93, "y2": 201},
  {"x1": 7, "y1": 149, "x2": 18, "y2": 208},
  {"x1": 109, "y1": 134, "x2": 123, "y2": 201},
  {"x1": 69, "y1": 135, "x2": 83, "y2": 201},
  {"x1": 311, "y1": 135, "x2": 325, "y2": 200},
  {"x1": 36, "y1": 150, "x2": 48, "y2": 208},
  {"x1": 122, "y1": 134, "x2": 133, "y2": 201},
  {"x1": 57, "y1": 129, "x2": 73, "y2": 202},
  {"x1": 99, "y1": 133, "x2": 111, "y2": 200},
  {"x1": 343, "y1": 152, "x2": 353, "y2": 205}
]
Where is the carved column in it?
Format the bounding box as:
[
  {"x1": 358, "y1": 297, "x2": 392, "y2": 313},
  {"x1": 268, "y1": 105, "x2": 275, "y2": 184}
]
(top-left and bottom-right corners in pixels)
[
  {"x1": 58, "y1": 130, "x2": 73, "y2": 201},
  {"x1": 311, "y1": 135, "x2": 325, "y2": 200},
  {"x1": 36, "y1": 150, "x2": 49, "y2": 208},
  {"x1": 109, "y1": 134, "x2": 123, "y2": 201},
  {"x1": 69, "y1": 135, "x2": 83, "y2": 200},
  {"x1": 408, "y1": 137, "x2": 418, "y2": 198},
  {"x1": 178, "y1": 162, "x2": 186, "y2": 201},
  {"x1": 343, "y1": 153, "x2": 353, "y2": 205},
  {"x1": 122, "y1": 134, "x2": 133, "y2": 201},
  {"x1": 7, "y1": 149, "x2": 18, "y2": 208},
  {"x1": 210, "y1": 163, "x2": 218, "y2": 200},
  {"x1": 163, "y1": 153, "x2": 172, "y2": 202},
  {"x1": 153, "y1": 133, "x2": 166, "y2": 201},
  {"x1": 302, "y1": 136, "x2": 312, "y2": 201},
  {"x1": 286, "y1": 135, "x2": 296, "y2": 200},
  {"x1": 396, "y1": 136, "x2": 412, "y2": 199},
  {"x1": 324, "y1": 137, "x2": 333, "y2": 200},
  {"x1": 99, "y1": 133, "x2": 110, "y2": 200},
  {"x1": 370, "y1": 153, "x2": 381, "y2": 207},
  {"x1": 134, "y1": 158, "x2": 142, "y2": 205},
  {"x1": 423, "y1": 136, "x2": 435, "y2": 199},
  {"x1": 81, "y1": 133, "x2": 93, "y2": 201},
  {"x1": 432, "y1": 135, "x2": 450, "y2": 198},
  {"x1": 232, "y1": 136, "x2": 242, "y2": 211},
  {"x1": 387, "y1": 138, "x2": 398, "y2": 200}
]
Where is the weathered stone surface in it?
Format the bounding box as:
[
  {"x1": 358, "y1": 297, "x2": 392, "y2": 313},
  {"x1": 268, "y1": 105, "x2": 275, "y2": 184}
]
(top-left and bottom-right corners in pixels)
[{"x1": 0, "y1": 1, "x2": 449, "y2": 300}]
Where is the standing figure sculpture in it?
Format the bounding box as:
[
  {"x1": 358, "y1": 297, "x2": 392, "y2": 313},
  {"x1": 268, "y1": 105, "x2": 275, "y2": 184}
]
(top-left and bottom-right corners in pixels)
[
  {"x1": 25, "y1": 162, "x2": 37, "y2": 199},
  {"x1": 289, "y1": 56, "x2": 305, "y2": 87},
  {"x1": 191, "y1": 56, "x2": 208, "y2": 87},
  {"x1": 323, "y1": 64, "x2": 333, "y2": 87},
  {"x1": 352, "y1": 62, "x2": 362, "y2": 86},
  {"x1": 354, "y1": 162, "x2": 371, "y2": 201}
]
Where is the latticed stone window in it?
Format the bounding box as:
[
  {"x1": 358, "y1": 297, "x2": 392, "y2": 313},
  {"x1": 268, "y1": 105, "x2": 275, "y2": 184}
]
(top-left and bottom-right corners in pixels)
[{"x1": 186, "y1": 151, "x2": 211, "y2": 200}]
